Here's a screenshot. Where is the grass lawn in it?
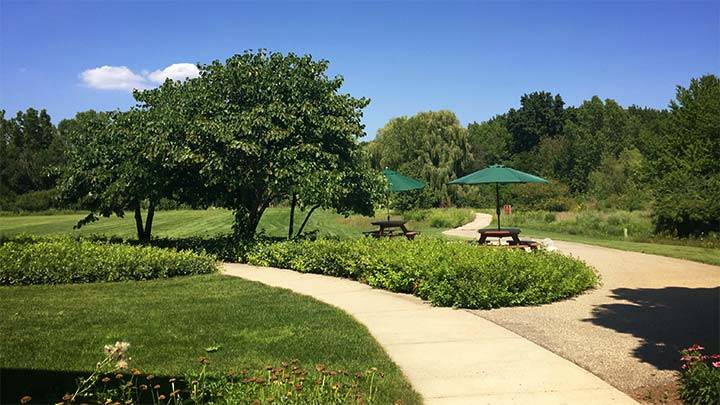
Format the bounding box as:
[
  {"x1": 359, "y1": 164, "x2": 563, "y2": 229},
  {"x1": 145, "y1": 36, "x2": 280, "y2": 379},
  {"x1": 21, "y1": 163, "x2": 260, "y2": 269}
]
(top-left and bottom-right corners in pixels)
[
  {"x1": 0, "y1": 274, "x2": 420, "y2": 404},
  {"x1": 0, "y1": 207, "x2": 449, "y2": 240}
]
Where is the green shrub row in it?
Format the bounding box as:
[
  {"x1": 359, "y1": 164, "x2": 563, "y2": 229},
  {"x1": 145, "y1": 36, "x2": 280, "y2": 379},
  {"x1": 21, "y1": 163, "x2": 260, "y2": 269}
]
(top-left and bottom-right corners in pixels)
[
  {"x1": 247, "y1": 237, "x2": 597, "y2": 309},
  {"x1": 0, "y1": 236, "x2": 218, "y2": 285}
]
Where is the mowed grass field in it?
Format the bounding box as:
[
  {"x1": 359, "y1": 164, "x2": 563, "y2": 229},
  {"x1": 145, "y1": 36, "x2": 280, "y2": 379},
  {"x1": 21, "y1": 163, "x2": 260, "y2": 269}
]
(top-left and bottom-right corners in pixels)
[
  {"x1": 0, "y1": 274, "x2": 420, "y2": 403},
  {"x1": 0, "y1": 208, "x2": 450, "y2": 240},
  {"x1": 2, "y1": 207, "x2": 718, "y2": 265}
]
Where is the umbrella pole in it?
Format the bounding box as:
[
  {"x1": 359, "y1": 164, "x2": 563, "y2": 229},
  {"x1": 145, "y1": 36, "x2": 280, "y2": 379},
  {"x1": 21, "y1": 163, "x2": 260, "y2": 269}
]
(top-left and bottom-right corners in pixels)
[
  {"x1": 386, "y1": 192, "x2": 390, "y2": 221},
  {"x1": 495, "y1": 183, "x2": 501, "y2": 230}
]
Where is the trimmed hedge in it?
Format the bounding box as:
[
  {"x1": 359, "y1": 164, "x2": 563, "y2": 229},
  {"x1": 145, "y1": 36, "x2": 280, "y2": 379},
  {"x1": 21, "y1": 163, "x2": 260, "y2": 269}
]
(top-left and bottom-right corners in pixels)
[
  {"x1": 0, "y1": 237, "x2": 218, "y2": 285},
  {"x1": 247, "y1": 237, "x2": 597, "y2": 309}
]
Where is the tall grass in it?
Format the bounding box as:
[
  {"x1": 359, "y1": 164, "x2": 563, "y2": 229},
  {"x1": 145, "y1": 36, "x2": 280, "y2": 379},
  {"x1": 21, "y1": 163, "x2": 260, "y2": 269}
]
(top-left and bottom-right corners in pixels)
[{"x1": 498, "y1": 209, "x2": 720, "y2": 248}]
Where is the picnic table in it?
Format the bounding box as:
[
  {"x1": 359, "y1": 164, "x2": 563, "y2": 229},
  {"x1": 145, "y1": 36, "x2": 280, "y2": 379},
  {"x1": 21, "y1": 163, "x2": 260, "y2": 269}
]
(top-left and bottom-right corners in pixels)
[
  {"x1": 477, "y1": 228, "x2": 539, "y2": 250},
  {"x1": 364, "y1": 220, "x2": 418, "y2": 240}
]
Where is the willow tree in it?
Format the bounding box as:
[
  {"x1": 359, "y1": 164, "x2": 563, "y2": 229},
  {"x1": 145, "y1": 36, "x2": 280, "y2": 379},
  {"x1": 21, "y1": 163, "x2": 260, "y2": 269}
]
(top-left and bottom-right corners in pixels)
[{"x1": 370, "y1": 110, "x2": 471, "y2": 207}]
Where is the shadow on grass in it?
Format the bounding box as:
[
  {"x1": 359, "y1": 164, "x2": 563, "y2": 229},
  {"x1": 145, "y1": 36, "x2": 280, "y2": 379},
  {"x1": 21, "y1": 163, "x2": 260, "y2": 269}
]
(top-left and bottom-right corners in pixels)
[
  {"x1": 0, "y1": 368, "x2": 180, "y2": 404},
  {"x1": 585, "y1": 287, "x2": 720, "y2": 370}
]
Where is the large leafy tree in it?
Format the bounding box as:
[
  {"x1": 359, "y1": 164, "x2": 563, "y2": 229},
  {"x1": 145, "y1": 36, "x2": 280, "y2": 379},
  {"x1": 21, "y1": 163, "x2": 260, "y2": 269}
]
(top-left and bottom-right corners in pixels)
[
  {"x1": 646, "y1": 74, "x2": 720, "y2": 235},
  {"x1": 59, "y1": 104, "x2": 202, "y2": 241},
  {"x1": 176, "y1": 50, "x2": 372, "y2": 239},
  {"x1": 370, "y1": 110, "x2": 471, "y2": 207},
  {"x1": 506, "y1": 91, "x2": 565, "y2": 154},
  {"x1": 467, "y1": 116, "x2": 511, "y2": 170},
  {"x1": 560, "y1": 97, "x2": 632, "y2": 192}
]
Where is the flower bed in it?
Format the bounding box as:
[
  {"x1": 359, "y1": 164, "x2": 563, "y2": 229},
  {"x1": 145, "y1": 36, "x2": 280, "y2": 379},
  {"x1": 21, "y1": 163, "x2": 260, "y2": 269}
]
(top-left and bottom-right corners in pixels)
[
  {"x1": 247, "y1": 237, "x2": 597, "y2": 309},
  {"x1": 679, "y1": 344, "x2": 720, "y2": 404}
]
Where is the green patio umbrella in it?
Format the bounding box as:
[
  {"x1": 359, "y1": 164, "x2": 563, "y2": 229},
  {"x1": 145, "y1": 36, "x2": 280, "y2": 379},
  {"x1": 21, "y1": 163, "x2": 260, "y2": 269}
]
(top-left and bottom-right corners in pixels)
[
  {"x1": 449, "y1": 164, "x2": 548, "y2": 229},
  {"x1": 382, "y1": 168, "x2": 425, "y2": 220}
]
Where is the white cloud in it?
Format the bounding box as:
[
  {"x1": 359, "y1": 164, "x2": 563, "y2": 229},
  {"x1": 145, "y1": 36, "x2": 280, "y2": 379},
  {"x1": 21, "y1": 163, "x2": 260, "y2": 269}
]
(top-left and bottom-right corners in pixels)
[
  {"x1": 80, "y1": 65, "x2": 148, "y2": 91},
  {"x1": 80, "y1": 63, "x2": 199, "y2": 91},
  {"x1": 147, "y1": 63, "x2": 199, "y2": 83}
]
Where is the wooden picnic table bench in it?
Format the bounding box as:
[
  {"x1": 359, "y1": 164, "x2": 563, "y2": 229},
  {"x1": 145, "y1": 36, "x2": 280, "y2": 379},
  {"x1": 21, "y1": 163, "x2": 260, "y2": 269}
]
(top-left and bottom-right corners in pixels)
[
  {"x1": 366, "y1": 220, "x2": 419, "y2": 240},
  {"x1": 477, "y1": 228, "x2": 539, "y2": 250}
]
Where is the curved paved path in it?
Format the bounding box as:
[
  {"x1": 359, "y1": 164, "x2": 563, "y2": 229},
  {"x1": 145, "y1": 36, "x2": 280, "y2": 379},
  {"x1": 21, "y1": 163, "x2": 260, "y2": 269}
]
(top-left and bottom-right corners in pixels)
[
  {"x1": 447, "y1": 213, "x2": 720, "y2": 402},
  {"x1": 224, "y1": 263, "x2": 634, "y2": 404},
  {"x1": 441, "y1": 213, "x2": 492, "y2": 238}
]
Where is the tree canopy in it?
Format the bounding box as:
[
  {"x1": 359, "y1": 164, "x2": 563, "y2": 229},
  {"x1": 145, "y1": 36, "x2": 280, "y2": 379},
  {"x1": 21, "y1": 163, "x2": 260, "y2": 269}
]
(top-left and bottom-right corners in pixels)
[
  {"x1": 646, "y1": 74, "x2": 720, "y2": 235},
  {"x1": 369, "y1": 110, "x2": 471, "y2": 207},
  {"x1": 0, "y1": 108, "x2": 65, "y2": 210},
  {"x1": 58, "y1": 50, "x2": 378, "y2": 241}
]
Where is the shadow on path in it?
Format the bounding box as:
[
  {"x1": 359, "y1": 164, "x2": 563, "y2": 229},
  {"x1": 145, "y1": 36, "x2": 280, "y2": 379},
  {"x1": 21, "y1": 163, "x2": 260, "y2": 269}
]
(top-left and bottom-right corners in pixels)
[{"x1": 585, "y1": 287, "x2": 720, "y2": 370}]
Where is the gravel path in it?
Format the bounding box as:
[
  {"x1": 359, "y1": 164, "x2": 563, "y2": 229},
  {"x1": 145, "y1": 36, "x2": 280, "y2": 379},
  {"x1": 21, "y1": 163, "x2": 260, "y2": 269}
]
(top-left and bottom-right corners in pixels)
[{"x1": 453, "y1": 215, "x2": 720, "y2": 403}]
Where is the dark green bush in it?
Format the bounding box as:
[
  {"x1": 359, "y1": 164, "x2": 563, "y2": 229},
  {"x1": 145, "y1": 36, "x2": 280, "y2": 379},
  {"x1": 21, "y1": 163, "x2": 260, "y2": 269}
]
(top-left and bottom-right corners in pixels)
[
  {"x1": 247, "y1": 237, "x2": 597, "y2": 309},
  {"x1": 0, "y1": 236, "x2": 218, "y2": 285},
  {"x1": 13, "y1": 189, "x2": 61, "y2": 211}
]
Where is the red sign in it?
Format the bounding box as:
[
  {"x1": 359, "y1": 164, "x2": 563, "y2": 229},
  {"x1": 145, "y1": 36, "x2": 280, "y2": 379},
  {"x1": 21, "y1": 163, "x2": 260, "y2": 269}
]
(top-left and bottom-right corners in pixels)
[{"x1": 503, "y1": 204, "x2": 512, "y2": 215}]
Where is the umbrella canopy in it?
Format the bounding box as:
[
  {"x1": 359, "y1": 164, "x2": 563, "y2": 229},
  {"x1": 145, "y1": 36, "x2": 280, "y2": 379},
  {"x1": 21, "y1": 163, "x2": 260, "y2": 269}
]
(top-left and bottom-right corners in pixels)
[
  {"x1": 383, "y1": 168, "x2": 426, "y2": 192},
  {"x1": 382, "y1": 169, "x2": 425, "y2": 220},
  {"x1": 449, "y1": 164, "x2": 548, "y2": 229},
  {"x1": 449, "y1": 164, "x2": 548, "y2": 185}
]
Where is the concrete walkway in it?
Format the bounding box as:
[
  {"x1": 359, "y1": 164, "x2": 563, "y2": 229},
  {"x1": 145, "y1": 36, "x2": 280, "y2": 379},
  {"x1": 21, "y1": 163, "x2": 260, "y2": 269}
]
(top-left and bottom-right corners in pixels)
[{"x1": 224, "y1": 263, "x2": 635, "y2": 404}]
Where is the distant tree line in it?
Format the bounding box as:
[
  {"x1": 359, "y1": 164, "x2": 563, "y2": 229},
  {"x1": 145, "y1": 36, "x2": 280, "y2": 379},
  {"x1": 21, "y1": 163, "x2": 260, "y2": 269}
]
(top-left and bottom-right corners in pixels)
[
  {"x1": 1, "y1": 63, "x2": 717, "y2": 237},
  {"x1": 368, "y1": 74, "x2": 719, "y2": 236},
  {"x1": 0, "y1": 108, "x2": 66, "y2": 211}
]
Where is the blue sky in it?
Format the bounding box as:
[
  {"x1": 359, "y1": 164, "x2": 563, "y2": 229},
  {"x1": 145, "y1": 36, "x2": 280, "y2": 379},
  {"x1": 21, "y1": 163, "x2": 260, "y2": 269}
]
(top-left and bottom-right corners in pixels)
[{"x1": 1, "y1": 1, "x2": 718, "y2": 139}]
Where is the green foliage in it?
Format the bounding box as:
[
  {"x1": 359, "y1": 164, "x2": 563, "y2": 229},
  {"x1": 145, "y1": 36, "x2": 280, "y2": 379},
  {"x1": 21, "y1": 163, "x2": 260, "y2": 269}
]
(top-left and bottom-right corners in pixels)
[
  {"x1": 501, "y1": 210, "x2": 655, "y2": 239},
  {"x1": 59, "y1": 351, "x2": 388, "y2": 405},
  {"x1": 247, "y1": 237, "x2": 597, "y2": 309},
  {"x1": 0, "y1": 108, "x2": 65, "y2": 208},
  {"x1": 454, "y1": 182, "x2": 575, "y2": 212},
  {"x1": 560, "y1": 97, "x2": 636, "y2": 193},
  {"x1": 679, "y1": 345, "x2": 720, "y2": 405},
  {"x1": 0, "y1": 236, "x2": 218, "y2": 285},
  {"x1": 467, "y1": 117, "x2": 512, "y2": 169},
  {"x1": 59, "y1": 105, "x2": 204, "y2": 241},
  {"x1": 289, "y1": 148, "x2": 384, "y2": 238},
  {"x1": 505, "y1": 91, "x2": 565, "y2": 154},
  {"x1": 646, "y1": 74, "x2": 720, "y2": 236},
  {"x1": 403, "y1": 208, "x2": 475, "y2": 228},
  {"x1": 1, "y1": 189, "x2": 62, "y2": 212},
  {"x1": 168, "y1": 50, "x2": 372, "y2": 239},
  {"x1": 588, "y1": 148, "x2": 650, "y2": 210},
  {"x1": 369, "y1": 110, "x2": 471, "y2": 207}
]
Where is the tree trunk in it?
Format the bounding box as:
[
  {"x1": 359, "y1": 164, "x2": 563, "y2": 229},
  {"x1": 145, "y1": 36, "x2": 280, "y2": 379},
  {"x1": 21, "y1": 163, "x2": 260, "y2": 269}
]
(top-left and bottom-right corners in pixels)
[
  {"x1": 295, "y1": 204, "x2": 320, "y2": 237},
  {"x1": 233, "y1": 197, "x2": 272, "y2": 241},
  {"x1": 134, "y1": 203, "x2": 145, "y2": 242},
  {"x1": 143, "y1": 200, "x2": 156, "y2": 242},
  {"x1": 288, "y1": 192, "x2": 297, "y2": 240}
]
